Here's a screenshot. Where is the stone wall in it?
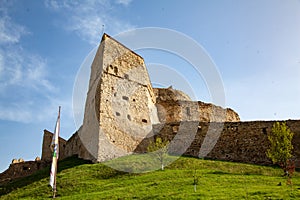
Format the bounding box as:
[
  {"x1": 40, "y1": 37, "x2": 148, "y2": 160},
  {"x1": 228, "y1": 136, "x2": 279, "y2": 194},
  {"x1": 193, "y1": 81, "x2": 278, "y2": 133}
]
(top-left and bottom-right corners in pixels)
[
  {"x1": 154, "y1": 87, "x2": 240, "y2": 123},
  {"x1": 136, "y1": 120, "x2": 300, "y2": 167},
  {"x1": 64, "y1": 128, "x2": 94, "y2": 160},
  {"x1": 41, "y1": 129, "x2": 67, "y2": 162},
  {"x1": 0, "y1": 160, "x2": 48, "y2": 185}
]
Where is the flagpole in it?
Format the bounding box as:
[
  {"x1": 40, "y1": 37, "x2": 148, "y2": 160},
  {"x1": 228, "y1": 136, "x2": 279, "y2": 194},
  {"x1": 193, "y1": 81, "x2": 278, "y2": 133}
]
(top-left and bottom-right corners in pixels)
[{"x1": 50, "y1": 106, "x2": 61, "y2": 198}]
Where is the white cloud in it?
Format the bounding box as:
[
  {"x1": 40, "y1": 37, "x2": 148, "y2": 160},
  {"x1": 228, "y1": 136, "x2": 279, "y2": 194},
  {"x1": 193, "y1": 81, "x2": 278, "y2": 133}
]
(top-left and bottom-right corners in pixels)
[
  {"x1": 0, "y1": 47, "x2": 54, "y2": 92},
  {"x1": 0, "y1": 105, "x2": 32, "y2": 123},
  {"x1": 0, "y1": 3, "x2": 57, "y2": 123},
  {"x1": 116, "y1": 0, "x2": 133, "y2": 6},
  {"x1": 45, "y1": 0, "x2": 135, "y2": 45},
  {"x1": 0, "y1": 16, "x2": 28, "y2": 44}
]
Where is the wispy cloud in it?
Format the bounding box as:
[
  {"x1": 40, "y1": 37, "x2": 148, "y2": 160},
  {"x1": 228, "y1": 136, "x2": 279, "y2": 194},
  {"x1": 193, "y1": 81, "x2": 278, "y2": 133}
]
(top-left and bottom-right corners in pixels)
[
  {"x1": 45, "y1": 0, "x2": 135, "y2": 45},
  {"x1": 0, "y1": 16, "x2": 28, "y2": 44},
  {"x1": 0, "y1": 46, "x2": 54, "y2": 93},
  {"x1": 116, "y1": 0, "x2": 133, "y2": 6},
  {"x1": 0, "y1": 2, "x2": 57, "y2": 123}
]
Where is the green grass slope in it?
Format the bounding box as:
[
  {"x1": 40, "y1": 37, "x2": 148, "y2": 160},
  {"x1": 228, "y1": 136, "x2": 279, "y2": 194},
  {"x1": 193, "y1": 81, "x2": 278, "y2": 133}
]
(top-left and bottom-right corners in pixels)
[{"x1": 1, "y1": 155, "x2": 300, "y2": 199}]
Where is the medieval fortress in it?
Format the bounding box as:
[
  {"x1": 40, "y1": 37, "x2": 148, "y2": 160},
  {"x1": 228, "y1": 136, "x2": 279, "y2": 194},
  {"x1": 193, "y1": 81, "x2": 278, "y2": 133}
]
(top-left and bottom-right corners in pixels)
[{"x1": 1, "y1": 34, "x2": 300, "y2": 183}]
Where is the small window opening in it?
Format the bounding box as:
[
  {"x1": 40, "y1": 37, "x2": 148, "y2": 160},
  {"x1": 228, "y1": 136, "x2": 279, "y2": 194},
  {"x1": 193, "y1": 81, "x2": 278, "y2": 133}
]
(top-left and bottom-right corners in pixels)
[
  {"x1": 127, "y1": 114, "x2": 131, "y2": 121},
  {"x1": 186, "y1": 107, "x2": 191, "y2": 116},
  {"x1": 114, "y1": 92, "x2": 117, "y2": 97},
  {"x1": 122, "y1": 96, "x2": 129, "y2": 101},
  {"x1": 23, "y1": 166, "x2": 30, "y2": 171},
  {"x1": 116, "y1": 112, "x2": 121, "y2": 116},
  {"x1": 133, "y1": 99, "x2": 136, "y2": 102},
  {"x1": 114, "y1": 67, "x2": 118, "y2": 75},
  {"x1": 142, "y1": 119, "x2": 148, "y2": 123}
]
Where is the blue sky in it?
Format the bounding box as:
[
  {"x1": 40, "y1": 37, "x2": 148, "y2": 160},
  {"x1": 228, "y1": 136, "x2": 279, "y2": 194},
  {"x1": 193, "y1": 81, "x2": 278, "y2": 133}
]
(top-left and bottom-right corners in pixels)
[{"x1": 1, "y1": 0, "x2": 300, "y2": 172}]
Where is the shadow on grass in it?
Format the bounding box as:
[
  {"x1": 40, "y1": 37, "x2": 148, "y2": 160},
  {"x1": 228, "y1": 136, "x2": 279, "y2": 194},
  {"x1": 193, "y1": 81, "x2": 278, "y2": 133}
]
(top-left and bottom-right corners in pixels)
[{"x1": 0, "y1": 155, "x2": 91, "y2": 196}]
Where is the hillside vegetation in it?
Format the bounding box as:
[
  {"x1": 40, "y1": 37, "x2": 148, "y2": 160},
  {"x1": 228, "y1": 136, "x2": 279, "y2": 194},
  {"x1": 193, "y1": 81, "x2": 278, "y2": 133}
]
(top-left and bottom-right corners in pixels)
[{"x1": 1, "y1": 155, "x2": 300, "y2": 199}]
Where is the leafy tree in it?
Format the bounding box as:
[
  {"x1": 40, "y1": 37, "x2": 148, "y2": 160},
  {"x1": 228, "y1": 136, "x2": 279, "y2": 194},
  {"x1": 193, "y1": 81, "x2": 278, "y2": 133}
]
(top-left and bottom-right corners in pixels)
[
  {"x1": 147, "y1": 137, "x2": 169, "y2": 170},
  {"x1": 266, "y1": 121, "x2": 294, "y2": 175}
]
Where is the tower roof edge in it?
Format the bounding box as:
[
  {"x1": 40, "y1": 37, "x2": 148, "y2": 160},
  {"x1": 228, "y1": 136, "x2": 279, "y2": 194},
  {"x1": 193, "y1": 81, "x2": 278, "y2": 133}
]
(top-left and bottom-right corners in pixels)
[{"x1": 100, "y1": 33, "x2": 143, "y2": 60}]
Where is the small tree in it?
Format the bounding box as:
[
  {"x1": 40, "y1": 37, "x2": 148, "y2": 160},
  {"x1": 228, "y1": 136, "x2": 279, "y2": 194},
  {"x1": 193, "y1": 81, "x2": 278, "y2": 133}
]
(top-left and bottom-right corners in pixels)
[
  {"x1": 147, "y1": 137, "x2": 169, "y2": 170},
  {"x1": 266, "y1": 121, "x2": 294, "y2": 176}
]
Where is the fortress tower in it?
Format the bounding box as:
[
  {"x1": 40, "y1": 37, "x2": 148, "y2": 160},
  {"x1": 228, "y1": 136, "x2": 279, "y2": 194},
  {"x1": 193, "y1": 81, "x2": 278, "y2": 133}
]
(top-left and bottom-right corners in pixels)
[{"x1": 78, "y1": 34, "x2": 159, "y2": 162}]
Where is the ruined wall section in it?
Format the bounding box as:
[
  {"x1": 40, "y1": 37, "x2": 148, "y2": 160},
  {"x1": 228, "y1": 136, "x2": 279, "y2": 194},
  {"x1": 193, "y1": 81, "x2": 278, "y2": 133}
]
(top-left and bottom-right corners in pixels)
[
  {"x1": 0, "y1": 160, "x2": 48, "y2": 185},
  {"x1": 154, "y1": 88, "x2": 240, "y2": 123},
  {"x1": 41, "y1": 129, "x2": 67, "y2": 162}
]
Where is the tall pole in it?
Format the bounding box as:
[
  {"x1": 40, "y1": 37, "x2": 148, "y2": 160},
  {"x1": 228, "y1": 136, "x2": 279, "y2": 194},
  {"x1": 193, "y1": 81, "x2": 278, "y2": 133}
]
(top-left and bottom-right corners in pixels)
[{"x1": 50, "y1": 106, "x2": 60, "y2": 198}]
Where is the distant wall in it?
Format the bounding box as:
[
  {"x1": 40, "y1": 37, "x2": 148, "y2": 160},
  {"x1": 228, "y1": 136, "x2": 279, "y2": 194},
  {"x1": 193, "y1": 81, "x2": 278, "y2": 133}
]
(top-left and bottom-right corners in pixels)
[
  {"x1": 41, "y1": 130, "x2": 67, "y2": 162},
  {"x1": 0, "y1": 160, "x2": 48, "y2": 185}
]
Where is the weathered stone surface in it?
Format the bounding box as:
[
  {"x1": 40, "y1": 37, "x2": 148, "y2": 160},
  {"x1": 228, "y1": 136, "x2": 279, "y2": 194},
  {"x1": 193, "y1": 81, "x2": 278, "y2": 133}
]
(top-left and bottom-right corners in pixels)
[
  {"x1": 0, "y1": 160, "x2": 47, "y2": 185},
  {"x1": 78, "y1": 33, "x2": 159, "y2": 162},
  {"x1": 135, "y1": 120, "x2": 300, "y2": 167},
  {"x1": 41, "y1": 129, "x2": 67, "y2": 162},
  {"x1": 154, "y1": 87, "x2": 240, "y2": 123},
  {"x1": 35, "y1": 157, "x2": 41, "y2": 161},
  {"x1": 11, "y1": 159, "x2": 18, "y2": 164}
]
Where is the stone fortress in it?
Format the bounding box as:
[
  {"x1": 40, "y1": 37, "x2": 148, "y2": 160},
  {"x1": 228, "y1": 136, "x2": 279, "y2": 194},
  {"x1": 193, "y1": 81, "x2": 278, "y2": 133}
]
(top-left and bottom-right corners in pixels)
[{"x1": 1, "y1": 34, "x2": 300, "y2": 183}]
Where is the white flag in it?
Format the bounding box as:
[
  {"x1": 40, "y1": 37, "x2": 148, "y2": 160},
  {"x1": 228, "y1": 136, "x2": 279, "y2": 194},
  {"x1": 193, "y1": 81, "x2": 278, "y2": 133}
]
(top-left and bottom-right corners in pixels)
[{"x1": 50, "y1": 106, "x2": 61, "y2": 189}]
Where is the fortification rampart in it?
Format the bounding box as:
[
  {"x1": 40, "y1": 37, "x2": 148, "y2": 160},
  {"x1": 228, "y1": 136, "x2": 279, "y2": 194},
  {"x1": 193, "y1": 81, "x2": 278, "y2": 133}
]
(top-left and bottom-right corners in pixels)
[{"x1": 135, "y1": 120, "x2": 300, "y2": 166}]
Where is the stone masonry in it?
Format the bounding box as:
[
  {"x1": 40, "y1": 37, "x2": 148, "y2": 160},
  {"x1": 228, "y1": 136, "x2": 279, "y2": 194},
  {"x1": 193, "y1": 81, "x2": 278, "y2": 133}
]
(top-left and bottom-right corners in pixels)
[{"x1": 77, "y1": 34, "x2": 160, "y2": 162}]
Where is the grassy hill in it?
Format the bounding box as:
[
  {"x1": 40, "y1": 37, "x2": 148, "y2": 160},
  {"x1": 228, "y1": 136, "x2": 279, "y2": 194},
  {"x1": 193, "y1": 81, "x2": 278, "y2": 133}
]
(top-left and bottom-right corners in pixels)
[{"x1": 1, "y1": 155, "x2": 300, "y2": 199}]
